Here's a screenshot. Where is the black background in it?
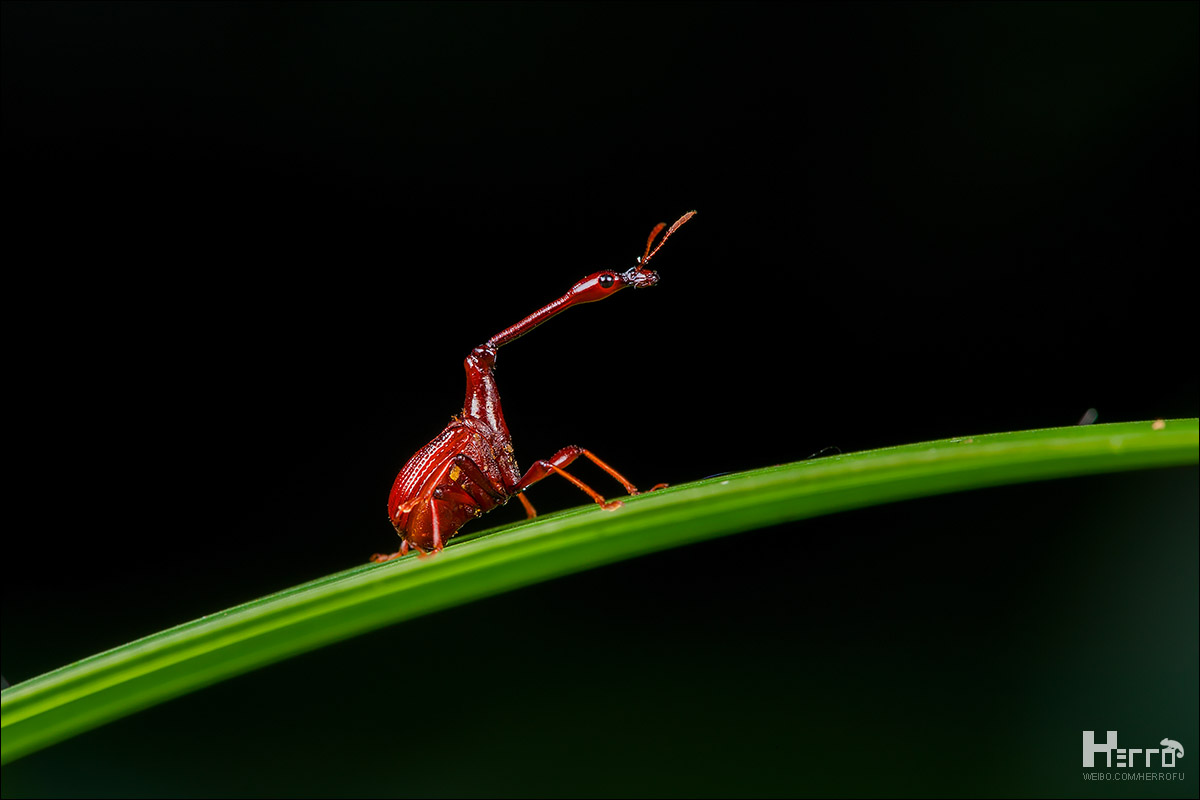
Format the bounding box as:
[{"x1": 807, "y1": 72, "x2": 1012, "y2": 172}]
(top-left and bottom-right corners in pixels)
[{"x1": 3, "y1": 2, "x2": 1196, "y2": 797}]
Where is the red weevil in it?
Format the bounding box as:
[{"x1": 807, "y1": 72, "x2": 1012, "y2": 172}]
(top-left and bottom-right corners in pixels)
[{"x1": 374, "y1": 211, "x2": 696, "y2": 561}]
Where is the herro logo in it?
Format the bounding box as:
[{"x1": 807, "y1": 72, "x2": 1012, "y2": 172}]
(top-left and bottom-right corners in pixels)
[{"x1": 1083, "y1": 731, "x2": 1185, "y2": 768}]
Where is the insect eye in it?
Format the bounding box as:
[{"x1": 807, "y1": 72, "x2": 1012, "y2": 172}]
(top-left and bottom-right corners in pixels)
[{"x1": 598, "y1": 273, "x2": 616, "y2": 289}]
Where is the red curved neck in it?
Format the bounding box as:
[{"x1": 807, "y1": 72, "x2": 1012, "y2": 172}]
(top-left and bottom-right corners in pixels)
[{"x1": 487, "y1": 288, "x2": 591, "y2": 348}]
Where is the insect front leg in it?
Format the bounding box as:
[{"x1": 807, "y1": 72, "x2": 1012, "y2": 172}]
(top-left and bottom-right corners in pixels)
[{"x1": 514, "y1": 446, "x2": 663, "y2": 511}]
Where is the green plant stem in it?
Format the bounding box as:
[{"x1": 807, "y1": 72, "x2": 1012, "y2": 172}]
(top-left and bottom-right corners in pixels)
[{"x1": 2, "y1": 420, "x2": 1196, "y2": 764}]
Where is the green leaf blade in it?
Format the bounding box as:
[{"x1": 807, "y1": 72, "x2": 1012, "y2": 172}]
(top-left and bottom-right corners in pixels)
[{"x1": 3, "y1": 419, "x2": 1195, "y2": 764}]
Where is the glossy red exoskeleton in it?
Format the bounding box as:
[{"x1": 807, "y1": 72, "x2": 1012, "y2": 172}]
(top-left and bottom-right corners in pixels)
[{"x1": 373, "y1": 211, "x2": 696, "y2": 561}]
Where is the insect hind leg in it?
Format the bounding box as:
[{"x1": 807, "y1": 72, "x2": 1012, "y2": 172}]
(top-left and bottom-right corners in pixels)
[{"x1": 370, "y1": 539, "x2": 410, "y2": 563}]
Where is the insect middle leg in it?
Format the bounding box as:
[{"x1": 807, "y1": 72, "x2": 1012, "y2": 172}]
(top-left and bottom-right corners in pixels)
[
  {"x1": 449, "y1": 454, "x2": 509, "y2": 509},
  {"x1": 514, "y1": 446, "x2": 661, "y2": 511}
]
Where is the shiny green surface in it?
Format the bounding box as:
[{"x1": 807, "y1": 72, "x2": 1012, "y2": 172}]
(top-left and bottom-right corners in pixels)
[{"x1": 2, "y1": 420, "x2": 1196, "y2": 765}]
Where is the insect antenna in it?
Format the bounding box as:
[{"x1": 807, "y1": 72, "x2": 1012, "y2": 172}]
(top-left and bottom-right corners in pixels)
[
  {"x1": 642, "y1": 222, "x2": 667, "y2": 263},
  {"x1": 641, "y1": 210, "x2": 697, "y2": 266}
]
